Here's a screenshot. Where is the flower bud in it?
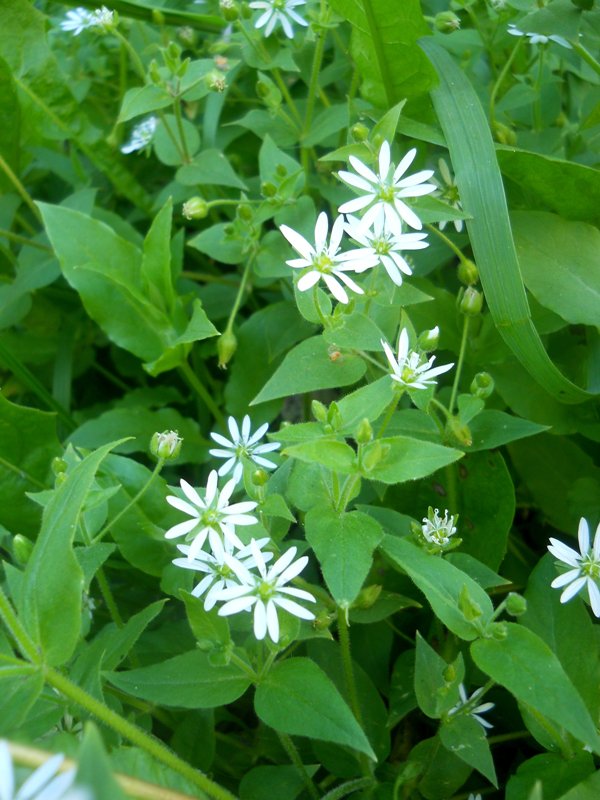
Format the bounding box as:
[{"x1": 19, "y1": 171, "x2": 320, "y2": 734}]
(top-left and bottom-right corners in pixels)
[
  {"x1": 55, "y1": 472, "x2": 68, "y2": 487},
  {"x1": 177, "y1": 26, "x2": 196, "y2": 46},
  {"x1": 182, "y1": 197, "x2": 208, "y2": 220},
  {"x1": 470, "y1": 372, "x2": 494, "y2": 399},
  {"x1": 177, "y1": 57, "x2": 191, "y2": 78},
  {"x1": 445, "y1": 416, "x2": 473, "y2": 448},
  {"x1": 492, "y1": 121, "x2": 517, "y2": 146},
  {"x1": 150, "y1": 430, "x2": 183, "y2": 460},
  {"x1": 350, "y1": 122, "x2": 369, "y2": 142},
  {"x1": 506, "y1": 592, "x2": 527, "y2": 617},
  {"x1": 151, "y1": 8, "x2": 165, "y2": 25},
  {"x1": 220, "y1": 0, "x2": 239, "y2": 20},
  {"x1": 418, "y1": 326, "x2": 439, "y2": 352},
  {"x1": 237, "y1": 204, "x2": 253, "y2": 222},
  {"x1": 240, "y1": 1, "x2": 252, "y2": 19},
  {"x1": 489, "y1": 621, "x2": 508, "y2": 640},
  {"x1": 457, "y1": 259, "x2": 479, "y2": 286},
  {"x1": 327, "y1": 401, "x2": 343, "y2": 431},
  {"x1": 261, "y1": 181, "x2": 277, "y2": 198},
  {"x1": 459, "y1": 286, "x2": 484, "y2": 317},
  {"x1": 275, "y1": 163, "x2": 288, "y2": 178},
  {"x1": 256, "y1": 80, "x2": 270, "y2": 99},
  {"x1": 434, "y1": 10, "x2": 461, "y2": 32},
  {"x1": 52, "y1": 457, "x2": 68, "y2": 475},
  {"x1": 13, "y1": 534, "x2": 33, "y2": 566},
  {"x1": 311, "y1": 399, "x2": 328, "y2": 423},
  {"x1": 252, "y1": 468, "x2": 269, "y2": 486},
  {"x1": 443, "y1": 663, "x2": 456, "y2": 683},
  {"x1": 353, "y1": 584, "x2": 382, "y2": 609},
  {"x1": 355, "y1": 418, "x2": 373, "y2": 445},
  {"x1": 149, "y1": 59, "x2": 162, "y2": 85},
  {"x1": 459, "y1": 585, "x2": 483, "y2": 621},
  {"x1": 313, "y1": 611, "x2": 334, "y2": 631},
  {"x1": 362, "y1": 441, "x2": 390, "y2": 472},
  {"x1": 217, "y1": 329, "x2": 237, "y2": 369}
]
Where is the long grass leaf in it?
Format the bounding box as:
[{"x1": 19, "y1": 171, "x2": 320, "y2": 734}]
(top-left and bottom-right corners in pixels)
[{"x1": 420, "y1": 38, "x2": 592, "y2": 404}]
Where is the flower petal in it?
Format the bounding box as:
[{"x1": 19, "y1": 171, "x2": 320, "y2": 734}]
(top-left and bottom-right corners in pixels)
[{"x1": 280, "y1": 224, "x2": 314, "y2": 260}]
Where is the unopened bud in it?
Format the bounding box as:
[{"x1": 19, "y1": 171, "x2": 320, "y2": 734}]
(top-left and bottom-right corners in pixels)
[
  {"x1": 275, "y1": 163, "x2": 288, "y2": 178},
  {"x1": 55, "y1": 472, "x2": 68, "y2": 487},
  {"x1": 443, "y1": 663, "x2": 456, "y2": 683},
  {"x1": 256, "y1": 80, "x2": 270, "y2": 99},
  {"x1": 150, "y1": 430, "x2": 183, "y2": 460},
  {"x1": 151, "y1": 8, "x2": 165, "y2": 25},
  {"x1": 350, "y1": 123, "x2": 369, "y2": 142},
  {"x1": 362, "y1": 441, "x2": 390, "y2": 472},
  {"x1": 489, "y1": 621, "x2": 508, "y2": 640},
  {"x1": 355, "y1": 418, "x2": 373, "y2": 445},
  {"x1": 459, "y1": 286, "x2": 484, "y2": 316},
  {"x1": 237, "y1": 204, "x2": 253, "y2": 222},
  {"x1": 418, "y1": 326, "x2": 439, "y2": 352},
  {"x1": 149, "y1": 59, "x2": 162, "y2": 85},
  {"x1": 457, "y1": 259, "x2": 479, "y2": 286},
  {"x1": 506, "y1": 592, "x2": 527, "y2": 617},
  {"x1": 445, "y1": 416, "x2": 473, "y2": 447},
  {"x1": 459, "y1": 585, "x2": 483, "y2": 621},
  {"x1": 182, "y1": 197, "x2": 208, "y2": 220},
  {"x1": 252, "y1": 468, "x2": 269, "y2": 486},
  {"x1": 353, "y1": 584, "x2": 382, "y2": 609},
  {"x1": 13, "y1": 534, "x2": 33, "y2": 566},
  {"x1": 470, "y1": 372, "x2": 494, "y2": 399},
  {"x1": 52, "y1": 457, "x2": 68, "y2": 475},
  {"x1": 493, "y1": 121, "x2": 517, "y2": 146},
  {"x1": 177, "y1": 57, "x2": 190, "y2": 78},
  {"x1": 220, "y1": 0, "x2": 239, "y2": 20},
  {"x1": 261, "y1": 181, "x2": 277, "y2": 198},
  {"x1": 311, "y1": 399, "x2": 327, "y2": 423},
  {"x1": 434, "y1": 10, "x2": 461, "y2": 32},
  {"x1": 217, "y1": 329, "x2": 237, "y2": 368},
  {"x1": 327, "y1": 401, "x2": 343, "y2": 430},
  {"x1": 313, "y1": 611, "x2": 333, "y2": 631}
]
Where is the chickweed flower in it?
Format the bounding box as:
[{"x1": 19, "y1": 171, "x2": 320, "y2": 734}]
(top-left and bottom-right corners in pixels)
[
  {"x1": 449, "y1": 684, "x2": 494, "y2": 731},
  {"x1": 120, "y1": 116, "x2": 158, "y2": 155},
  {"x1": 60, "y1": 6, "x2": 115, "y2": 35},
  {"x1": 173, "y1": 531, "x2": 273, "y2": 610},
  {"x1": 216, "y1": 541, "x2": 316, "y2": 643},
  {"x1": 548, "y1": 517, "x2": 600, "y2": 617},
  {"x1": 381, "y1": 328, "x2": 453, "y2": 390},
  {"x1": 421, "y1": 507, "x2": 458, "y2": 547},
  {"x1": 165, "y1": 472, "x2": 258, "y2": 559},
  {"x1": 249, "y1": 0, "x2": 309, "y2": 39},
  {"x1": 507, "y1": 23, "x2": 571, "y2": 48},
  {"x1": 0, "y1": 741, "x2": 78, "y2": 800},
  {"x1": 338, "y1": 142, "x2": 436, "y2": 233},
  {"x1": 280, "y1": 212, "x2": 377, "y2": 305},
  {"x1": 209, "y1": 415, "x2": 280, "y2": 484},
  {"x1": 435, "y1": 159, "x2": 464, "y2": 233},
  {"x1": 344, "y1": 214, "x2": 428, "y2": 287}
]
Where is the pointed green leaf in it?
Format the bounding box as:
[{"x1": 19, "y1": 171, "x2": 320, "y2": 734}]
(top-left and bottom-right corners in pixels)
[
  {"x1": 363, "y1": 435, "x2": 462, "y2": 484},
  {"x1": 141, "y1": 197, "x2": 176, "y2": 315},
  {"x1": 440, "y1": 715, "x2": 497, "y2": 786}
]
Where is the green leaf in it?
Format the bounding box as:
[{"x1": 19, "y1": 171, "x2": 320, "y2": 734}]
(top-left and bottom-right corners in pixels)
[
  {"x1": 0, "y1": 394, "x2": 61, "y2": 535},
  {"x1": 283, "y1": 439, "x2": 357, "y2": 474},
  {"x1": 118, "y1": 84, "x2": 171, "y2": 122},
  {"x1": 0, "y1": 670, "x2": 44, "y2": 735},
  {"x1": 177, "y1": 149, "x2": 248, "y2": 189},
  {"x1": 467, "y1": 409, "x2": 548, "y2": 452},
  {"x1": 305, "y1": 508, "x2": 383, "y2": 606},
  {"x1": 471, "y1": 623, "x2": 600, "y2": 753},
  {"x1": 497, "y1": 148, "x2": 600, "y2": 225},
  {"x1": 381, "y1": 535, "x2": 494, "y2": 640},
  {"x1": 188, "y1": 223, "x2": 245, "y2": 265},
  {"x1": 0, "y1": 56, "x2": 20, "y2": 191},
  {"x1": 240, "y1": 766, "x2": 319, "y2": 800},
  {"x1": 414, "y1": 633, "x2": 463, "y2": 719},
  {"x1": 420, "y1": 39, "x2": 592, "y2": 404},
  {"x1": 106, "y1": 650, "x2": 251, "y2": 708},
  {"x1": 439, "y1": 715, "x2": 497, "y2": 786},
  {"x1": 323, "y1": 313, "x2": 386, "y2": 352},
  {"x1": 362, "y1": 435, "x2": 462, "y2": 484},
  {"x1": 512, "y1": 211, "x2": 600, "y2": 326},
  {"x1": 328, "y1": 0, "x2": 435, "y2": 107},
  {"x1": 254, "y1": 657, "x2": 376, "y2": 759},
  {"x1": 336, "y1": 377, "x2": 395, "y2": 432},
  {"x1": 141, "y1": 198, "x2": 176, "y2": 316},
  {"x1": 506, "y1": 753, "x2": 596, "y2": 800},
  {"x1": 21, "y1": 440, "x2": 124, "y2": 666},
  {"x1": 252, "y1": 337, "x2": 366, "y2": 405},
  {"x1": 182, "y1": 592, "x2": 231, "y2": 652},
  {"x1": 75, "y1": 723, "x2": 127, "y2": 800}
]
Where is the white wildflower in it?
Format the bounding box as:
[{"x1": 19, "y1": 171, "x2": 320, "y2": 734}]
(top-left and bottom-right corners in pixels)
[
  {"x1": 216, "y1": 541, "x2": 316, "y2": 643},
  {"x1": 60, "y1": 6, "x2": 115, "y2": 35},
  {"x1": 209, "y1": 415, "x2": 280, "y2": 484},
  {"x1": 249, "y1": 0, "x2": 309, "y2": 39},
  {"x1": 548, "y1": 517, "x2": 600, "y2": 617},
  {"x1": 165, "y1": 472, "x2": 258, "y2": 559},
  {"x1": 0, "y1": 741, "x2": 79, "y2": 800},
  {"x1": 507, "y1": 23, "x2": 571, "y2": 48},
  {"x1": 120, "y1": 116, "x2": 158, "y2": 155},
  {"x1": 381, "y1": 328, "x2": 453, "y2": 390},
  {"x1": 449, "y1": 684, "x2": 494, "y2": 731},
  {"x1": 421, "y1": 508, "x2": 458, "y2": 546},
  {"x1": 338, "y1": 142, "x2": 436, "y2": 233}
]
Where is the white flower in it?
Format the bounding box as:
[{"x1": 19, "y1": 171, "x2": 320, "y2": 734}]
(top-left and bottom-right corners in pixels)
[
  {"x1": 280, "y1": 212, "x2": 377, "y2": 305},
  {"x1": 249, "y1": 0, "x2": 309, "y2": 39},
  {"x1": 449, "y1": 684, "x2": 494, "y2": 731},
  {"x1": 59, "y1": 6, "x2": 115, "y2": 35},
  {"x1": 209, "y1": 415, "x2": 280, "y2": 484},
  {"x1": 381, "y1": 328, "x2": 453, "y2": 390},
  {"x1": 507, "y1": 23, "x2": 571, "y2": 49},
  {"x1": 548, "y1": 517, "x2": 600, "y2": 617},
  {"x1": 344, "y1": 214, "x2": 428, "y2": 287},
  {"x1": 421, "y1": 508, "x2": 458, "y2": 546},
  {"x1": 173, "y1": 531, "x2": 273, "y2": 610},
  {"x1": 0, "y1": 741, "x2": 77, "y2": 800},
  {"x1": 120, "y1": 117, "x2": 158, "y2": 155},
  {"x1": 338, "y1": 142, "x2": 436, "y2": 233},
  {"x1": 165, "y1": 472, "x2": 258, "y2": 559},
  {"x1": 216, "y1": 541, "x2": 316, "y2": 643},
  {"x1": 435, "y1": 159, "x2": 464, "y2": 233},
  {"x1": 468, "y1": 794, "x2": 482, "y2": 800}
]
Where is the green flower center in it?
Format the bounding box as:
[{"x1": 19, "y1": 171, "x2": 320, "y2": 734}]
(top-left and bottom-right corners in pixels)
[
  {"x1": 202, "y1": 509, "x2": 222, "y2": 527},
  {"x1": 273, "y1": 0, "x2": 286, "y2": 8},
  {"x1": 378, "y1": 184, "x2": 396, "y2": 204},
  {"x1": 313, "y1": 253, "x2": 333, "y2": 273},
  {"x1": 442, "y1": 185, "x2": 461, "y2": 205},
  {"x1": 257, "y1": 580, "x2": 276, "y2": 601},
  {"x1": 373, "y1": 236, "x2": 392, "y2": 255},
  {"x1": 581, "y1": 555, "x2": 600, "y2": 580},
  {"x1": 216, "y1": 563, "x2": 233, "y2": 580}
]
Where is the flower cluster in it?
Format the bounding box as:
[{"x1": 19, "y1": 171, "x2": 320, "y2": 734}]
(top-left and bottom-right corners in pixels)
[
  {"x1": 548, "y1": 517, "x2": 600, "y2": 617},
  {"x1": 59, "y1": 6, "x2": 115, "y2": 35},
  {"x1": 165, "y1": 416, "x2": 315, "y2": 642},
  {"x1": 280, "y1": 141, "x2": 436, "y2": 306}
]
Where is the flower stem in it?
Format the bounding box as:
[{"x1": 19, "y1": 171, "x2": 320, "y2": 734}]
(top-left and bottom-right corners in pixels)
[
  {"x1": 44, "y1": 666, "x2": 239, "y2": 800},
  {"x1": 275, "y1": 731, "x2": 320, "y2": 800},
  {"x1": 0, "y1": 153, "x2": 42, "y2": 223},
  {"x1": 376, "y1": 391, "x2": 400, "y2": 438},
  {"x1": 223, "y1": 250, "x2": 256, "y2": 341},
  {"x1": 179, "y1": 361, "x2": 226, "y2": 425},
  {"x1": 173, "y1": 92, "x2": 192, "y2": 163},
  {"x1": 571, "y1": 41, "x2": 600, "y2": 77},
  {"x1": 112, "y1": 28, "x2": 146, "y2": 80},
  {"x1": 92, "y1": 459, "x2": 165, "y2": 545},
  {"x1": 0, "y1": 228, "x2": 51, "y2": 251},
  {"x1": 448, "y1": 315, "x2": 470, "y2": 416},
  {"x1": 489, "y1": 39, "x2": 523, "y2": 128},
  {"x1": 312, "y1": 284, "x2": 330, "y2": 329},
  {"x1": 302, "y1": 2, "x2": 329, "y2": 152}
]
